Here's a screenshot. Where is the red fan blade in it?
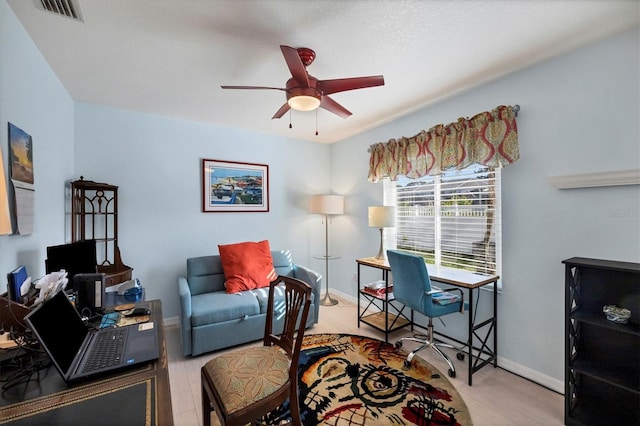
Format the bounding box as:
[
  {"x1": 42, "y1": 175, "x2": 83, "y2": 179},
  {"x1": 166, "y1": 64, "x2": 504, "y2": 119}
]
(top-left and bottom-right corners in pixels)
[
  {"x1": 221, "y1": 85, "x2": 286, "y2": 90},
  {"x1": 319, "y1": 75, "x2": 384, "y2": 95},
  {"x1": 320, "y1": 96, "x2": 352, "y2": 119},
  {"x1": 280, "y1": 45, "x2": 310, "y2": 87},
  {"x1": 272, "y1": 103, "x2": 290, "y2": 119}
]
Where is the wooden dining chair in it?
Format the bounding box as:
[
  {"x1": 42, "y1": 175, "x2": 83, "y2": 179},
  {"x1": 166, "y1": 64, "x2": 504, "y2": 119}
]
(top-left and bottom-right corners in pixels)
[{"x1": 201, "y1": 275, "x2": 312, "y2": 426}]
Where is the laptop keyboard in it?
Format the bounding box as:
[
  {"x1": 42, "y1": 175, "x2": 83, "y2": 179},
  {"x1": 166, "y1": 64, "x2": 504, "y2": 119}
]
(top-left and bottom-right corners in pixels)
[{"x1": 82, "y1": 327, "x2": 128, "y2": 373}]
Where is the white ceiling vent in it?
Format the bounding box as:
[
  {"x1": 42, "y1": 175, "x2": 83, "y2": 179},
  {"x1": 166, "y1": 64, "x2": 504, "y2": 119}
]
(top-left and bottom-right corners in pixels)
[{"x1": 39, "y1": 0, "x2": 83, "y2": 22}]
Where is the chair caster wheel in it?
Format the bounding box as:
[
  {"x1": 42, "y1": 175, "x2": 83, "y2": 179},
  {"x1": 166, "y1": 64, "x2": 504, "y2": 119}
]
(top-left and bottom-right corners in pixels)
[
  {"x1": 403, "y1": 360, "x2": 411, "y2": 370},
  {"x1": 448, "y1": 369, "x2": 456, "y2": 378},
  {"x1": 456, "y1": 352, "x2": 465, "y2": 361},
  {"x1": 395, "y1": 341, "x2": 403, "y2": 349}
]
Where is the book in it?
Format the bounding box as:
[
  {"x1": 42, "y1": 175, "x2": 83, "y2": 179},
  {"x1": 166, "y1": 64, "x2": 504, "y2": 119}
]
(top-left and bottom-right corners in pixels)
[
  {"x1": 363, "y1": 280, "x2": 393, "y2": 298},
  {"x1": 362, "y1": 286, "x2": 394, "y2": 298},
  {"x1": 7, "y1": 265, "x2": 28, "y2": 303},
  {"x1": 364, "y1": 280, "x2": 386, "y2": 290},
  {"x1": 431, "y1": 290, "x2": 460, "y2": 305}
]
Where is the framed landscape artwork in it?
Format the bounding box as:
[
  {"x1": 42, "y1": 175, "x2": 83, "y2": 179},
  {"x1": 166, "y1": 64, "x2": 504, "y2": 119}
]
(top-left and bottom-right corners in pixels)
[{"x1": 202, "y1": 159, "x2": 269, "y2": 212}]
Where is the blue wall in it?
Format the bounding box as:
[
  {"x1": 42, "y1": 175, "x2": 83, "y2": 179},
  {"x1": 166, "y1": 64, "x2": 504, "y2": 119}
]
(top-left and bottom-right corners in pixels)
[
  {"x1": 330, "y1": 28, "x2": 640, "y2": 391},
  {"x1": 0, "y1": 0, "x2": 74, "y2": 285},
  {"x1": 1, "y1": 0, "x2": 638, "y2": 392}
]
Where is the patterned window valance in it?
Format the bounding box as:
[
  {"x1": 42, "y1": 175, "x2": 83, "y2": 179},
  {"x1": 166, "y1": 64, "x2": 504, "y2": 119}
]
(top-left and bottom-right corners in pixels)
[{"x1": 368, "y1": 105, "x2": 520, "y2": 182}]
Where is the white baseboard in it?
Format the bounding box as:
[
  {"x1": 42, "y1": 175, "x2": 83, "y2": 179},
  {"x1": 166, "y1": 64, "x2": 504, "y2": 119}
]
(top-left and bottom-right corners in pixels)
[
  {"x1": 163, "y1": 316, "x2": 179, "y2": 327},
  {"x1": 497, "y1": 357, "x2": 564, "y2": 394},
  {"x1": 331, "y1": 289, "x2": 357, "y2": 304}
]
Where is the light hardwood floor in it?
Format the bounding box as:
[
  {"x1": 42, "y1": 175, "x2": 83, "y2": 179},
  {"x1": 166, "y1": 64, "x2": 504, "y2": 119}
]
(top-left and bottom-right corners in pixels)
[{"x1": 166, "y1": 296, "x2": 564, "y2": 425}]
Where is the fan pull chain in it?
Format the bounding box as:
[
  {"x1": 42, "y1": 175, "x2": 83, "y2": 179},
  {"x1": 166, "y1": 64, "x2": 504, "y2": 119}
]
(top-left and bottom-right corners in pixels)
[
  {"x1": 289, "y1": 110, "x2": 292, "y2": 129},
  {"x1": 315, "y1": 109, "x2": 319, "y2": 136}
]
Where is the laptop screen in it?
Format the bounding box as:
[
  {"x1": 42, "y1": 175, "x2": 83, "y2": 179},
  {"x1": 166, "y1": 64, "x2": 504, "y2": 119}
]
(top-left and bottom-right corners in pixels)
[{"x1": 27, "y1": 290, "x2": 89, "y2": 374}]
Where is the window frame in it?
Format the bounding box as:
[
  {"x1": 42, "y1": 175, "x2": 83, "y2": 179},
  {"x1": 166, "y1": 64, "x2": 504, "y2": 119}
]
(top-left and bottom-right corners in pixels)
[{"x1": 383, "y1": 166, "x2": 502, "y2": 288}]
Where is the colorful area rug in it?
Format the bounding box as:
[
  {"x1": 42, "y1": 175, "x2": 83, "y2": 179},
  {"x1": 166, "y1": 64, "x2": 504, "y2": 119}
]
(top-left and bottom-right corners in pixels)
[{"x1": 264, "y1": 333, "x2": 472, "y2": 425}]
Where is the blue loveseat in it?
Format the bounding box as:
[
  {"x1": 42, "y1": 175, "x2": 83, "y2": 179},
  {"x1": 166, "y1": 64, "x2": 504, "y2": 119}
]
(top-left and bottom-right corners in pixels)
[{"x1": 177, "y1": 250, "x2": 321, "y2": 356}]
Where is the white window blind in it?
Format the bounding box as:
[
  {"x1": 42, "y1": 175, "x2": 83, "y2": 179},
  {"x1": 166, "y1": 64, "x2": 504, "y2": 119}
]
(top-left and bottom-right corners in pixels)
[{"x1": 384, "y1": 166, "x2": 501, "y2": 277}]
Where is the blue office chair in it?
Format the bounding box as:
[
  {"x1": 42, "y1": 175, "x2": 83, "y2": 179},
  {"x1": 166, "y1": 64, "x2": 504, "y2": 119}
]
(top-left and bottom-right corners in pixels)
[{"x1": 387, "y1": 249, "x2": 466, "y2": 378}]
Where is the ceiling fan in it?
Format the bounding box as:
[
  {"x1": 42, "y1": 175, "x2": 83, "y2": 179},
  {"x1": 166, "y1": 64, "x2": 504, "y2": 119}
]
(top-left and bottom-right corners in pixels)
[{"x1": 221, "y1": 45, "x2": 385, "y2": 119}]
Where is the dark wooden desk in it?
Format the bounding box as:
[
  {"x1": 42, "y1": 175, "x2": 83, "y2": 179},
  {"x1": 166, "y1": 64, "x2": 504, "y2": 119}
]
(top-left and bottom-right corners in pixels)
[
  {"x1": 357, "y1": 256, "x2": 499, "y2": 386},
  {"x1": 0, "y1": 299, "x2": 172, "y2": 425}
]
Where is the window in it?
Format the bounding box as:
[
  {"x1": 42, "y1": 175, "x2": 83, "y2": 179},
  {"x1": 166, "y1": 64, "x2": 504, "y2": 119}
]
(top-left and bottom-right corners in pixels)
[{"x1": 384, "y1": 166, "x2": 501, "y2": 278}]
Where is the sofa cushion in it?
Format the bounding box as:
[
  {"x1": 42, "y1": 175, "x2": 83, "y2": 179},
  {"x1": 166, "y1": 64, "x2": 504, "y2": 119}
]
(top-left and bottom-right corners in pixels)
[
  {"x1": 191, "y1": 291, "x2": 260, "y2": 327},
  {"x1": 271, "y1": 249, "x2": 296, "y2": 276},
  {"x1": 253, "y1": 283, "x2": 315, "y2": 316},
  {"x1": 253, "y1": 284, "x2": 284, "y2": 314},
  {"x1": 219, "y1": 240, "x2": 277, "y2": 293},
  {"x1": 187, "y1": 255, "x2": 226, "y2": 295}
]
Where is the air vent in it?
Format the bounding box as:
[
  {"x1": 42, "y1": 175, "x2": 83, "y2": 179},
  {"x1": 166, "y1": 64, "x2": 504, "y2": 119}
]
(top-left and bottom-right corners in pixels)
[{"x1": 39, "y1": 0, "x2": 83, "y2": 21}]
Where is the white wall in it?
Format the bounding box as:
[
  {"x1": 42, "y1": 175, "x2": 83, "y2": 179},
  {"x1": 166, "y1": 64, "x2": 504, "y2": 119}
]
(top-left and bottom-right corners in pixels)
[
  {"x1": 0, "y1": 1, "x2": 74, "y2": 291},
  {"x1": 329, "y1": 28, "x2": 640, "y2": 391},
  {"x1": 73, "y1": 104, "x2": 332, "y2": 318}
]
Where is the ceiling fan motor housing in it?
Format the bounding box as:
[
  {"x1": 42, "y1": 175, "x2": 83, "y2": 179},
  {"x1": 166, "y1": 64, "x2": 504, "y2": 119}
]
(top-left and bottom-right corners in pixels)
[{"x1": 296, "y1": 47, "x2": 316, "y2": 66}]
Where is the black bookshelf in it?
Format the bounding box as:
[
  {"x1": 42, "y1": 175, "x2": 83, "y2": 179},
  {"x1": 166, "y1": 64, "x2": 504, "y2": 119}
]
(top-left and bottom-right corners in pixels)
[{"x1": 563, "y1": 257, "x2": 640, "y2": 426}]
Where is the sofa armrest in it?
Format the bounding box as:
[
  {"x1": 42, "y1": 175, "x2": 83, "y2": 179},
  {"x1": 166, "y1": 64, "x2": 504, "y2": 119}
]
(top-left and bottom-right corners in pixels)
[
  {"x1": 177, "y1": 276, "x2": 193, "y2": 356},
  {"x1": 292, "y1": 264, "x2": 322, "y2": 323}
]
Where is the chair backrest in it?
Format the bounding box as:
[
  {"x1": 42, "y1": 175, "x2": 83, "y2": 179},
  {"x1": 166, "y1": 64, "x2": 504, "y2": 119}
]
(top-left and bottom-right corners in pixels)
[
  {"x1": 264, "y1": 276, "x2": 312, "y2": 364},
  {"x1": 386, "y1": 249, "x2": 436, "y2": 315}
]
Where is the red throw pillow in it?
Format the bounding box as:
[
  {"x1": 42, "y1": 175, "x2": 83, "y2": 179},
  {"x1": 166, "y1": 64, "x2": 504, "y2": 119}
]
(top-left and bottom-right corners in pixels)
[{"x1": 218, "y1": 240, "x2": 277, "y2": 293}]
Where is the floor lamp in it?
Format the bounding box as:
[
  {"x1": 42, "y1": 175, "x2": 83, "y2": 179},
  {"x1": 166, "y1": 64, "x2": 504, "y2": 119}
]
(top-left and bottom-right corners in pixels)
[
  {"x1": 310, "y1": 194, "x2": 344, "y2": 306},
  {"x1": 368, "y1": 206, "x2": 396, "y2": 260}
]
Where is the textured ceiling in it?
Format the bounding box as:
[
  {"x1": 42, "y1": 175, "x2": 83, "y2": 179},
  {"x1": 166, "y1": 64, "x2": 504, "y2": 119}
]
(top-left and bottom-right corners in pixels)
[{"x1": 6, "y1": 0, "x2": 640, "y2": 144}]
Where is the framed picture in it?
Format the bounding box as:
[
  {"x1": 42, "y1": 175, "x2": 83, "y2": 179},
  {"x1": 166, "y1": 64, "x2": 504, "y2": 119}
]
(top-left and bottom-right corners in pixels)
[
  {"x1": 8, "y1": 122, "x2": 34, "y2": 185},
  {"x1": 202, "y1": 159, "x2": 269, "y2": 212}
]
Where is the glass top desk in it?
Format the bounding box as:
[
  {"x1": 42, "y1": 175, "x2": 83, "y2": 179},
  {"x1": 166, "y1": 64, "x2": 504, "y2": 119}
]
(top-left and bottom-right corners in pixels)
[{"x1": 356, "y1": 256, "x2": 499, "y2": 386}]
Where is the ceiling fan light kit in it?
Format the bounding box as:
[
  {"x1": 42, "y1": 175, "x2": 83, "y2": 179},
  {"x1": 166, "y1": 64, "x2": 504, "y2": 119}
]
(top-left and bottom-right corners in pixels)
[
  {"x1": 288, "y1": 95, "x2": 321, "y2": 111},
  {"x1": 286, "y1": 84, "x2": 322, "y2": 111},
  {"x1": 222, "y1": 45, "x2": 384, "y2": 122}
]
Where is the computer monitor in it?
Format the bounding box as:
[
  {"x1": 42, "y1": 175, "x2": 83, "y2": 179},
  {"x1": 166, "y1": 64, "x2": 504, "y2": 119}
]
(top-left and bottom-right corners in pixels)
[{"x1": 45, "y1": 240, "x2": 98, "y2": 291}]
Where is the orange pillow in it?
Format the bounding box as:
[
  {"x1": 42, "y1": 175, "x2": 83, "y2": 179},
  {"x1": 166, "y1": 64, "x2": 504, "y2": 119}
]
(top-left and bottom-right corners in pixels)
[{"x1": 218, "y1": 240, "x2": 277, "y2": 293}]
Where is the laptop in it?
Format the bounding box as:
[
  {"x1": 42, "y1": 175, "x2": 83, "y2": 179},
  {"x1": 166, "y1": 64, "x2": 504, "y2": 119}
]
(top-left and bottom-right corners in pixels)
[{"x1": 25, "y1": 290, "x2": 159, "y2": 382}]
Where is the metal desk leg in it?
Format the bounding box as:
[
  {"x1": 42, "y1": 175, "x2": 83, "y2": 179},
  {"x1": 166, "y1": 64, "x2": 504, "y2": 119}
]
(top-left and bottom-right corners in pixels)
[
  {"x1": 383, "y1": 269, "x2": 389, "y2": 343},
  {"x1": 357, "y1": 263, "x2": 361, "y2": 328},
  {"x1": 467, "y1": 288, "x2": 474, "y2": 386},
  {"x1": 493, "y1": 280, "x2": 498, "y2": 368}
]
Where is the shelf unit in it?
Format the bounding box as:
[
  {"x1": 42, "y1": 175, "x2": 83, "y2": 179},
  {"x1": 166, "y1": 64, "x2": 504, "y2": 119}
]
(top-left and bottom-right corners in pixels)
[
  {"x1": 70, "y1": 177, "x2": 132, "y2": 287},
  {"x1": 356, "y1": 258, "x2": 411, "y2": 342},
  {"x1": 563, "y1": 257, "x2": 640, "y2": 426}
]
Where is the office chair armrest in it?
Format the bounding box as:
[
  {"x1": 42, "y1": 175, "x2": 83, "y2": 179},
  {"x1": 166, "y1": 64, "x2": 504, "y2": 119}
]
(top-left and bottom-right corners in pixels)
[{"x1": 426, "y1": 285, "x2": 444, "y2": 294}]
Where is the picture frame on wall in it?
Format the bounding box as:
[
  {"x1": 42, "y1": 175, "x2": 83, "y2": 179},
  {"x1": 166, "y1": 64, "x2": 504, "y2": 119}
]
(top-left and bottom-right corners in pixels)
[
  {"x1": 8, "y1": 122, "x2": 35, "y2": 235},
  {"x1": 202, "y1": 159, "x2": 269, "y2": 212}
]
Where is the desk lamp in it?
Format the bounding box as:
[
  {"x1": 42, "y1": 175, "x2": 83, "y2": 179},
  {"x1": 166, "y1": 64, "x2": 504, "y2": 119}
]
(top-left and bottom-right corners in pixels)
[{"x1": 368, "y1": 206, "x2": 396, "y2": 260}]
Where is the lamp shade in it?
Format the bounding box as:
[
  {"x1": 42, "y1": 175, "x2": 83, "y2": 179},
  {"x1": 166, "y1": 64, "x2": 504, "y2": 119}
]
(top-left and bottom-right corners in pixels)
[
  {"x1": 368, "y1": 206, "x2": 396, "y2": 228},
  {"x1": 310, "y1": 194, "x2": 344, "y2": 215}
]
